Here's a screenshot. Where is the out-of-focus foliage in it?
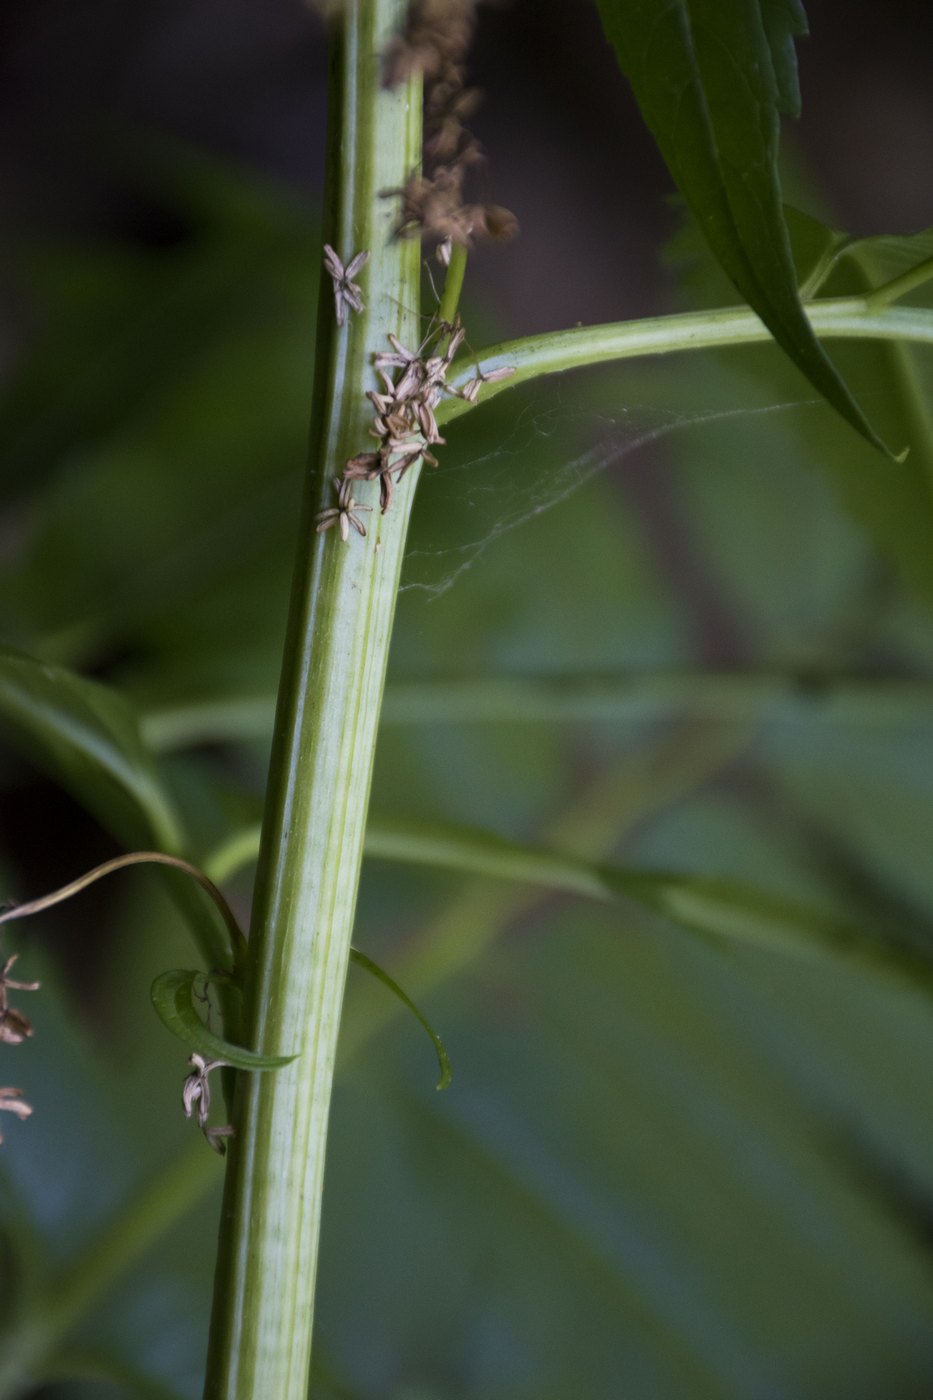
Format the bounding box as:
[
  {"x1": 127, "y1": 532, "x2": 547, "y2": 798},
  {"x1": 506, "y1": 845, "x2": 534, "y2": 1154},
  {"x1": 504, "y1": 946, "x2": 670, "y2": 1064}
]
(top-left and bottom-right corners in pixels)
[
  {"x1": 2, "y1": 158, "x2": 933, "y2": 1399},
  {"x1": 594, "y1": 0, "x2": 890, "y2": 454}
]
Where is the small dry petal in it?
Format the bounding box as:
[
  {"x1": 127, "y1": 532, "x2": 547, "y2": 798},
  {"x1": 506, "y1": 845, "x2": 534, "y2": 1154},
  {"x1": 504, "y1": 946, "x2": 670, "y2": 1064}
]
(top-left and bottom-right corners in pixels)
[
  {"x1": 444, "y1": 324, "x2": 466, "y2": 361},
  {"x1": 0, "y1": 1087, "x2": 32, "y2": 1120},
  {"x1": 322, "y1": 243, "x2": 344, "y2": 278},
  {"x1": 0, "y1": 954, "x2": 40, "y2": 995},
  {"x1": 393, "y1": 364, "x2": 424, "y2": 403},
  {"x1": 343, "y1": 249, "x2": 370, "y2": 281},
  {"x1": 0, "y1": 1086, "x2": 33, "y2": 1142},
  {"x1": 182, "y1": 1074, "x2": 207, "y2": 1125},
  {"x1": 344, "y1": 452, "x2": 382, "y2": 480},
  {"x1": 0, "y1": 1008, "x2": 34, "y2": 1045},
  {"x1": 205, "y1": 1124, "x2": 236, "y2": 1156}
]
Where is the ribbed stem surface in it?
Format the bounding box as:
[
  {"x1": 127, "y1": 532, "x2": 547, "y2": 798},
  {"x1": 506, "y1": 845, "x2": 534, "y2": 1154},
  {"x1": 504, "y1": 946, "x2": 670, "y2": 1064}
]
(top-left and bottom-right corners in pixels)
[{"x1": 202, "y1": 4, "x2": 421, "y2": 1395}]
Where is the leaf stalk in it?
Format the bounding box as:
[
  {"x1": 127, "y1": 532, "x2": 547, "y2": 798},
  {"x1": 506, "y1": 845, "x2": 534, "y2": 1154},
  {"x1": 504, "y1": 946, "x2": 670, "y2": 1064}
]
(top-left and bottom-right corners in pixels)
[{"x1": 438, "y1": 296, "x2": 933, "y2": 428}]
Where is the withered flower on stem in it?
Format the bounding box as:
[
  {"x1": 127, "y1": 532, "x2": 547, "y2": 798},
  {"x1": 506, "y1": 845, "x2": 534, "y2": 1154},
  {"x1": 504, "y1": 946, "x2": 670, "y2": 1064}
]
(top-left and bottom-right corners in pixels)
[
  {"x1": 381, "y1": 0, "x2": 517, "y2": 256},
  {"x1": 182, "y1": 1053, "x2": 236, "y2": 1155},
  {"x1": 0, "y1": 953, "x2": 40, "y2": 1045},
  {"x1": 0, "y1": 1086, "x2": 33, "y2": 1144}
]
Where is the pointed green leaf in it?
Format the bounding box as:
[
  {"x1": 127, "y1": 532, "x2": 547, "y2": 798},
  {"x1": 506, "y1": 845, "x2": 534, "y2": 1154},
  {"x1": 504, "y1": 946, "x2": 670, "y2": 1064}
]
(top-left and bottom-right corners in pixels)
[
  {"x1": 364, "y1": 817, "x2": 933, "y2": 991},
  {"x1": 350, "y1": 948, "x2": 452, "y2": 1090},
  {"x1": 150, "y1": 969, "x2": 296, "y2": 1070},
  {"x1": 594, "y1": 0, "x2": 890, "y2": 453},
  {"x1": 761, "y1": 0, "x2": 806, "y2": 115},
  {"x1": 776, "y1": 212, "x2": 933, "y2": 611},
  {"x1": 0, "y1": 645, "x2": 183, "y2": 851},
  {"x1": 668, "y1": 200, "x2": 933, "y2": 610},
  {"x1": 207, "y1": 816, "x2": 933, "y2": 993},
  {"x1": 0, "y1": 647, "x2": 237, "y2": 968},
  {"x1": 784, "y1": 211, "x2": 933, "y2": 304}
]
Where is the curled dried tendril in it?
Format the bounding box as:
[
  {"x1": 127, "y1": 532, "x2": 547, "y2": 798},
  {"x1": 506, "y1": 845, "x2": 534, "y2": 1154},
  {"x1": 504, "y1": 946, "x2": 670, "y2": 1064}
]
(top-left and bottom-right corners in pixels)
[
  {"x1": 0, "y1": 851, "x2": 247, "y2": 1149},
  {"x1": 315, "y1": 478, "x2": 373, "y2": 541}
]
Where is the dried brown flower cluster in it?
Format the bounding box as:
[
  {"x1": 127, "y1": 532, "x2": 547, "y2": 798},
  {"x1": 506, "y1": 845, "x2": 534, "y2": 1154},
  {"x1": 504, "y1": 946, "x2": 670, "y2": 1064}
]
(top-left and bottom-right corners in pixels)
[
  {"x1": 0, "y1": 952, "x2": 38, "y2": 1143},
  {"x1": 316, "y1": 311, "x2": 515, "y2": 540},
  {"x1": 382, "y1": 0, "x2": 517, "y2": 259}
]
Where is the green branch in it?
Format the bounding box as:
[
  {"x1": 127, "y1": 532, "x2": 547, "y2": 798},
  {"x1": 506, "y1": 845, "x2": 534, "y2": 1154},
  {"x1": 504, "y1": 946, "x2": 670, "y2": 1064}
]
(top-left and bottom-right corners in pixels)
[
  {"x1": 437, "y1": 297, "x2": 933, "y2": 428},
  {"x1": 866, "y1": 254, "x2": 933, "y2": 310},
  {"x1": 437, "y1": 241, "x2": 468, "y2": 331}
]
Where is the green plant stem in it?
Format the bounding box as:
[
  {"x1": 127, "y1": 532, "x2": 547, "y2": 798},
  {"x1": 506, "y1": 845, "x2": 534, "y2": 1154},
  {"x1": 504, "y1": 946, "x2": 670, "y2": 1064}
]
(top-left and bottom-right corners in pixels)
[
  {"x1": 0, "y1": 728, "x2": 745, "y2": 1394},
  {"x1": 201, "y1": 4, "x2": 421, "y2": 1398},
  {"x1": 866, "y1": 254, "x2": 933, "y2": 309},
  {"x1": 437, "y1": 241, "x2": 467, "y2": 329},
  {"x1": 437, "y1": 296, "x2": 933, "y2": 428}
]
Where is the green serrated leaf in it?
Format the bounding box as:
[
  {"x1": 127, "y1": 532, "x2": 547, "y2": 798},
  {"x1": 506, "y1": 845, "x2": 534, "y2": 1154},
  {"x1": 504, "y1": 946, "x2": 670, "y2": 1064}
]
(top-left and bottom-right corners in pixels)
[
  {"x1": 150, "y1": 969, "x2": 296, "y2": 1070},
  {"x1": 350, "y1": 948, "x2": 452, "y2": 1091},
  {"x1": 594, "y1": 0, "x2": 890, "y2": 453}
]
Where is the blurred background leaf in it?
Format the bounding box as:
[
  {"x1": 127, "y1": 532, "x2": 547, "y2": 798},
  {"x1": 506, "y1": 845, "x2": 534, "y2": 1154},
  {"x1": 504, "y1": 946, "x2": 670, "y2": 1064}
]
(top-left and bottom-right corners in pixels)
[{"x1": 2, "y1": 2, "x2": 933, "y2": 1397}]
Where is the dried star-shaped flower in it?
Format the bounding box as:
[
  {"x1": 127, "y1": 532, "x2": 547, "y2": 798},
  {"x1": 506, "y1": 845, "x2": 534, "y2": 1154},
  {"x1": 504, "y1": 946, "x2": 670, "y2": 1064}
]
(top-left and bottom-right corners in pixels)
[
  {"x1": 323, "y1": 244, "x2": 370, "y2": 327},
  {"x1": 373, "y1": 332, "x2": 432, "y2": 403},
  {"x1": 456, "y1": 362, "x2": 517, "y2": 403},
  {"x1": 315, "y1": 477, "x2": 372, "y2": 543},
  {"x1": 0, "y1": 1086, "x2": 33, "y2": 1144},
  {"x1": 0, "y1": 953, "x2": 39, "y2": 1045}
]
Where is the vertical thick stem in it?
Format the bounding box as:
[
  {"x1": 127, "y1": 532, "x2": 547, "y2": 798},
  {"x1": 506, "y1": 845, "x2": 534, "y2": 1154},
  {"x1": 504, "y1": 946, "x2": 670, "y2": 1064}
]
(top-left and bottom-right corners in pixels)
[{"x1": 202, "y1": 4, "x2": 421, "y2": 1396}]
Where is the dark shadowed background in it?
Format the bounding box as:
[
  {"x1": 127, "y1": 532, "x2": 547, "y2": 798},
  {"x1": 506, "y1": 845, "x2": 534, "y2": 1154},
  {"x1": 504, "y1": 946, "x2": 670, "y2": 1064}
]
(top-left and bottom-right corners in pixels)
[{"x1": 2, "y1": 4, "x2": 933, "y2": 1399}]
